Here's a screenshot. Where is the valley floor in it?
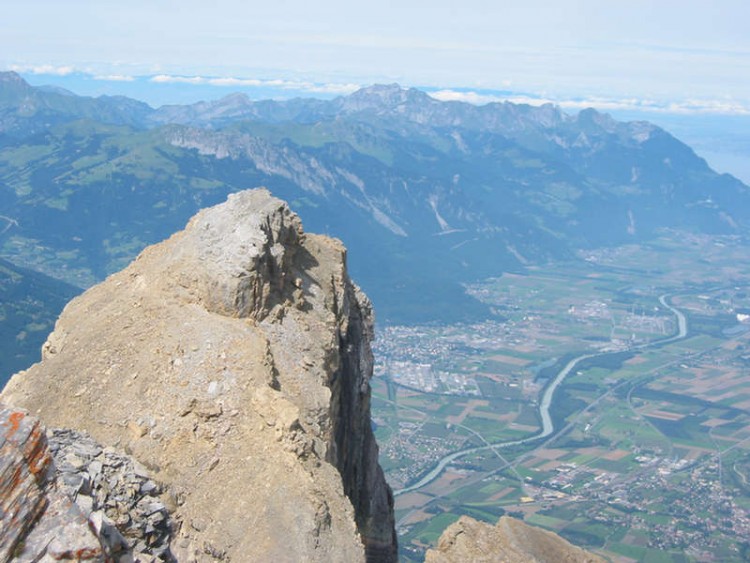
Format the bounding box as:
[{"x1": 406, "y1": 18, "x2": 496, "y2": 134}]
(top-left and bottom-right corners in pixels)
[{"x1": 373, "y1": 231, "x2": 750, "y2": 562}]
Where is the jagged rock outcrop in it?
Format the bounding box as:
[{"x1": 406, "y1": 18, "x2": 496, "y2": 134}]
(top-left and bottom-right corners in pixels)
[
  {"x1": 425, "y1": 516, "x2": 604, "y2": 563},
  {"x1": 0, "y1": 404, "x2": 173, "y2": 562},
  {"x1": 2, "y1": 189, "x2": 397, "y2": 562},
  {"x1": 0, "y1": 404, "x2": 103, "y2": 562}
]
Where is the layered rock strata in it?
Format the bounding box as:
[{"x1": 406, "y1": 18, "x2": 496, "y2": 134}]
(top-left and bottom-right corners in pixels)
[
  {"x1": 425, "y1": 515, "x2": 604, "y2": 563},
  {"x1": 2, "y1": 188, "x2": 397, "y2": 562},
  {"x1": 0, "y1": 404, "x2": 172, "y2": 562}
]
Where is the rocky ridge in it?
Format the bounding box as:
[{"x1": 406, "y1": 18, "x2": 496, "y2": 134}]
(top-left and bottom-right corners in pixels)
[
  {"x1": 425, "y1": 515, "x2": 604, "y2": 563},
  {"x1": 2, "y1": 188, "x2": 397, "y2": 561}
]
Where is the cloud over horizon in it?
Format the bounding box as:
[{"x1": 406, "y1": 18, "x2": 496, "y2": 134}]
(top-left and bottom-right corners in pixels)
[
  {"x1": 4, "y1": 65, "x2": 750, "y2": 117},
  {"x1": 94, "y1": 74, "x2": 135, "y2": 82},
  {"x1": 149, "y1": 73, "x2": 360, "y2": 95},
  {"x1": 429, "y1": 89, "x2": 750, "y2": 116},
  {"x1": 3, "y1": 1, "x2": 749, "y2": 111},
  {"x1": 9, "y1": 64, "x2": 75, "y2": 76}
]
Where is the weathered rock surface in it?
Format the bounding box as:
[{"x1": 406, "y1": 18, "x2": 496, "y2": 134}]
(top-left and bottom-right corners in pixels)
[
  {"x1": 49, "y1": 428, "x2": 173, "y2": 561},
  {"x1": 0, "y1": 403, "x2": 95, "y2": 563},
  {"x1": 425, "y1": 515, "x2": 604, "y2": 563},
  {"x1": 1, "y1": 403, "x2": 174, "y2": 562},
  {"x1": 2, "y1": 188, "x2": 397, "y2": 562}
]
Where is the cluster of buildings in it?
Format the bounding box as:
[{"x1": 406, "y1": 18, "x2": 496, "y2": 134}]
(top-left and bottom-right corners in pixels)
[
  {"x1": 538, "y1": 454, "x2": 750, "y2": 555},
  {"x1": 380, "y1": 421, "x2": 467, "y2": 489},
  {"x1": 383, "y1": 360, "x2": 481, "y2": 396}
]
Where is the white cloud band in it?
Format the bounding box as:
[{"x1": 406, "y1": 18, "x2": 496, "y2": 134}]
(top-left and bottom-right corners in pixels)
[
  {"x1": 429, "y1": 89, "x2": 750, "y2": 116},
  {"x1": 9, "y1": 63, "x2": 75, "y2": 76},
  {"x1": 149, "y1": 74, "x2": 360, "y2": 95}
]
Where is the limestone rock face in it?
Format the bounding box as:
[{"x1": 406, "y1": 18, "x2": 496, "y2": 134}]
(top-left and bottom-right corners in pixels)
[
  {"x1": 2, "y1": 189, "x2": 397, "y2": 562},
  {"x1": 425, "y1": 516, "x2": 604, "y2": 563}
]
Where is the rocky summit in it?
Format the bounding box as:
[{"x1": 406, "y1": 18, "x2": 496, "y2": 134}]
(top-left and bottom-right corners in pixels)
[
  {"x1": 1, "y1": 188, "x2": 397, "y2": 562},
  {"x1": 425, "y1": 515, "x2": 604, "y2": 563}
]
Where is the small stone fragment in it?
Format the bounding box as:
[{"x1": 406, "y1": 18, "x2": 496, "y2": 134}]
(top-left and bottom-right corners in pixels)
[{"x1": 190, "y1": 518, "x2": 207, "y2": 532}]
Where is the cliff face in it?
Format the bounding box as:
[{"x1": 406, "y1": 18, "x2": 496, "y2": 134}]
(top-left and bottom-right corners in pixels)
[
  {"x1": 1, "y1": 189, "x2": 397, "y2": 562},
  {"x1": 425, "y1": 516, "x2": 604, "y2": 563}
]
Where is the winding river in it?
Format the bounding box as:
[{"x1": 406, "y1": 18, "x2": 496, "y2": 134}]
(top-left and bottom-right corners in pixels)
[{"x1": 394, "y1": 294, "x2": 688, "y2": 496}]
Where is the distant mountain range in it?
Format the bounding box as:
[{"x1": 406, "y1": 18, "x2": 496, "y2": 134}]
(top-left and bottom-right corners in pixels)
[{"x1": 1, "y1": 70, "x2": 749, "y2": 376}]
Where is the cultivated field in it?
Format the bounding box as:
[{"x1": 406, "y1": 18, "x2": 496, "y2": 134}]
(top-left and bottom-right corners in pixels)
[{"x1": 374, "y1": 232, "x2": 750, "y2": 562}]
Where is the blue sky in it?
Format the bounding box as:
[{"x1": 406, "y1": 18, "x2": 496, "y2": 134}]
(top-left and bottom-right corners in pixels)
[{"x1": 3, "y1": 1, "x2": 750, "y2": 180}]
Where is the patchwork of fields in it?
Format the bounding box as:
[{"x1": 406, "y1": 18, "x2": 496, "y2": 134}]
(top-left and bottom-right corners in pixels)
[{"x1": 373, "y1": 233, "x2": 750, "y2": 562}]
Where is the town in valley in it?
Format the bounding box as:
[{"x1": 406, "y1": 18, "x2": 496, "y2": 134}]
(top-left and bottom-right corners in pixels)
[{"x1": 372, "y1": 232, "x2": 750, "y2": 561}]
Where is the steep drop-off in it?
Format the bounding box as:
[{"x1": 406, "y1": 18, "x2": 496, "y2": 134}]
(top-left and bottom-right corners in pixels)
[{"x1": 2, "y1": 188, "x2": 397, "y2": 562}]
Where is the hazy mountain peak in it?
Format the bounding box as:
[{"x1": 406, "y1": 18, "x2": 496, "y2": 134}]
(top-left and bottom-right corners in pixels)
[
  {"x1": 576, "y1": 107, "x2": 618, "y2": 130},
  {"x1": 0, "y1": 71, "x2": 28, "y2": 86},
  {"x1": 359, "y1": 83, "x2": 403, "y2": 93},
  {"x1": 351, "y1": 83, "x2": 408, "y2": 98},
  {"x1": 0, "y1": 71, "x2": 154, "y2": 128},
  {"x1": 511, "y1": 101, "x2": 568, "y2": 128},
  {"x1": 217, "y1": 91, "x2": 252, "y2": 105},
  {"x1": 341, "y1": 83, "x2": 434, "y2": 112},
  {"x1": 36, "y1": 84, "x2": 77, "y2": 96},
  {"x1": 0, "y1": 71, "x2": 33, "y2": 101}
]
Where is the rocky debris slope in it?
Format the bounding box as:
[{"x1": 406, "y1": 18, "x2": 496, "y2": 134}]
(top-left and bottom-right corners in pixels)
[
  {"x1": 2, "y1": 188, "x2": 397, "y2": 562},
  {"x1": 49, "y1": 428, "x2": 173, "y2": 560},
  {"x1": 425, "y1": 515, "x2": 604, "y2": 563},
  {"x1": 1, "y1": 404, "x2": 171, "y2": 562}
]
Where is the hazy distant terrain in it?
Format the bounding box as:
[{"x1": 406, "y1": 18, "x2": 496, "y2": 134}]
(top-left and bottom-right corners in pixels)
[
  {"x1": 610, "y1": 112, "x2": 750, "y2": 185},
  {"x1": 1, "y1": 70, "x2": 749, "y2": 376},
  {"x1": 0, "y1": 258, "x2": 78, "y2": 378}
]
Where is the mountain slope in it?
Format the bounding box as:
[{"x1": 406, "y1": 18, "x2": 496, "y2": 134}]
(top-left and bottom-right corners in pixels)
[
  {"x1": 1, "y1": 72, "x2": 748, "y2": 327},
  {"x1": 0, "y1": 258, "x2": 79, "y2": 383}
]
